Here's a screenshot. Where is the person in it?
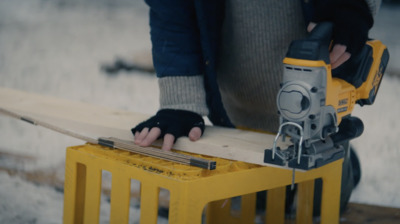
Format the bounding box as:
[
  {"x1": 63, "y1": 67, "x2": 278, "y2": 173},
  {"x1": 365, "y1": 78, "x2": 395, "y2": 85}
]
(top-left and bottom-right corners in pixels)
[{"x1": 132, "y1": 0, "x2": 380, "y2": 215}]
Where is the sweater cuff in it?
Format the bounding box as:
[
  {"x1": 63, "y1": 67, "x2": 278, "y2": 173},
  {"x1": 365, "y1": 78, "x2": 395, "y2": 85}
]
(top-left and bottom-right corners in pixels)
[{"x1": 158, "y1": 75, "x2": 209, "y2": 116}]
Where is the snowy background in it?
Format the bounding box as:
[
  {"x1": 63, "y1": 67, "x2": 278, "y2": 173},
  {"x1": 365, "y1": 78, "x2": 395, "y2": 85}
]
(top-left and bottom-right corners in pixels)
[{"x1": 0, "y1": 0, "x2": 399, "y2": 223}]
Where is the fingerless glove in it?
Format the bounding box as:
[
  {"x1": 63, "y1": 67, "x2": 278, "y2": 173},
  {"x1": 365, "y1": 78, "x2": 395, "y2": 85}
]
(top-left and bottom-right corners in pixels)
[
  {"x1": 312, "y1": 0, "x2": 374, "y2": 55},
  {"x1": 132, "y1": 109, "x2": 205, "y2": 140}
]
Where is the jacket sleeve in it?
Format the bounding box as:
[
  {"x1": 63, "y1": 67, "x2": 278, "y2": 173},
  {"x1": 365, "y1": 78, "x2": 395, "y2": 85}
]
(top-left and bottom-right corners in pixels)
[
  {"x1": 145, "y1": 0, "x2": 209, "y2": 116},
  {"x1": 145, "y1": 0, "x2": 205, "y2": 77}
]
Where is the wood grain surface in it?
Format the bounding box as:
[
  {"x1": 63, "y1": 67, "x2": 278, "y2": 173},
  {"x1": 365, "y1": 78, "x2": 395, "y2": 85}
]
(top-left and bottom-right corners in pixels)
[{"x1": 0, "y1": 87, "x2": 289, "y2": 166}]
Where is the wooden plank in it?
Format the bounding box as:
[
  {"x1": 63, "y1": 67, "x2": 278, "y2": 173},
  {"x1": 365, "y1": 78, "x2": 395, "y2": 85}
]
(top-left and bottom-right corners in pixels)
[
  {"x1": 0, "y1": 107, "x2": 216, "y2": 169},
  {"x1": 0, "y1": 87, "x2": 288, "y2": 166}
]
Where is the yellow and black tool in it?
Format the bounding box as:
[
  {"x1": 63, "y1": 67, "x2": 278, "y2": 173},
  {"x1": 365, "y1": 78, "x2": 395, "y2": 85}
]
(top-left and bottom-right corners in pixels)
[{"x1": 264, "y1": 22, "x2": 389, "y2": 170}]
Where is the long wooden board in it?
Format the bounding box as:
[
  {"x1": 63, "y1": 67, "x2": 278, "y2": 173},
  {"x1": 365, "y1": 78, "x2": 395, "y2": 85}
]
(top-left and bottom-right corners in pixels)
[{"x1": 0, "y1": 87, "x2": 284, "y2": 166}]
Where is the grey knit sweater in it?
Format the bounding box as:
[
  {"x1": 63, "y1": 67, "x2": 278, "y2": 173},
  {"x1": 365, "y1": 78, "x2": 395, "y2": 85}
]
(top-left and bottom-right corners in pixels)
[
  {"x1": 158, "y1": 0, "x2": 381, "y2": 133},
  {"x1": 216, "y1": 0, "x2": 306, "y2": 132}
]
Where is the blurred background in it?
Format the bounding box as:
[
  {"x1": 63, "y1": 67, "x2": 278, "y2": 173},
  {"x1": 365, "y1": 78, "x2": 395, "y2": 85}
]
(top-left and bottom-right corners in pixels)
[{"x1": 0, "y1": 0, "x2": 399, "y2": 223}]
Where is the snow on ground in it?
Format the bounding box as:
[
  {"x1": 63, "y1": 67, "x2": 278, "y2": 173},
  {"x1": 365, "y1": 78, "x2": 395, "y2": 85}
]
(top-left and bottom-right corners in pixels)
[
  {"x1": 0, "y1": 0, "x2": 399, "y2": 223},
  {"x1": 0, "y1": 0, "x2": 158, "y2": 168},
  {"x1": 351, "y1": 75, "x2": 400, "y2": 207},
  {"x1": 0, "y1": 172, "x2": 64, "y2": 224},
  {"x1": 0, "y1": 172, "x2": 167, "y2": 224}
]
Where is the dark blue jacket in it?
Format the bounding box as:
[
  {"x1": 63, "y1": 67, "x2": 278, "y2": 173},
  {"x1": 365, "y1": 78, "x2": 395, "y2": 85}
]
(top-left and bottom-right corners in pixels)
[{"x1": 145, "y1": 0, "x2": 313, "y2": 127}]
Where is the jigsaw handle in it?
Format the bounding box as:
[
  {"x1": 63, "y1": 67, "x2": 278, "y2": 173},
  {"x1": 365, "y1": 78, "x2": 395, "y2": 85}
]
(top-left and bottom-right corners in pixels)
[
  {"x1": 285, "y1": 22, "x2": 333, "y2": 64},
  {"x1": 307, "y1": 22, "x2": 333, "y2": 42}
]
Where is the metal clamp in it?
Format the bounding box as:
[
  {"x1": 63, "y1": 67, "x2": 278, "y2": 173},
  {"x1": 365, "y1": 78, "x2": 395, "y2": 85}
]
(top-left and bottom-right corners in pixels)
[{"x1": 272, "y1": 122, "x2": 304, "y2": 164}]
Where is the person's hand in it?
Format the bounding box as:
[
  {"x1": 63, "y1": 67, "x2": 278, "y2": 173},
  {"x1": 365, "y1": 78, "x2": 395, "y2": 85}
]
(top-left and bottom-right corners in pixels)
[
  {"x1": 307, "y1": 22, "x2": 351, "y2": 69},
  {"x1": 308, "y1": 0, "x2": 373, "y2": 69},
  {"x1": 131, "y1": 109, "x2": 205, "y2": 151}
]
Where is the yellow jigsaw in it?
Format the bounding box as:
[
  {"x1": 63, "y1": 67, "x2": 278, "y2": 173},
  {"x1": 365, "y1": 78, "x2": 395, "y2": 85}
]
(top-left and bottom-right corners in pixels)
[{"x1": 264, "y1": 22, "x2": 389, "y2": 170}]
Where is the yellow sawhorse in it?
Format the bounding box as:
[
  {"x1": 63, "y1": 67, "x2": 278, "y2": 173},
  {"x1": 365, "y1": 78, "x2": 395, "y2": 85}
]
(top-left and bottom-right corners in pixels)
[{"x1": 63, "y1": 144, "x2": 342, "y2": 224}]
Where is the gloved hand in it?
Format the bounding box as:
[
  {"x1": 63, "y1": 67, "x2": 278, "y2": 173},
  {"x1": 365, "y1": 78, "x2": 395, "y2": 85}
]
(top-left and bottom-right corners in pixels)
[
  {"x1": 308, "y1": 0, "x2": 373, "y2": 69},
  {"x1": 132, "y1": 109, "x2": 205, "y2": 150}
]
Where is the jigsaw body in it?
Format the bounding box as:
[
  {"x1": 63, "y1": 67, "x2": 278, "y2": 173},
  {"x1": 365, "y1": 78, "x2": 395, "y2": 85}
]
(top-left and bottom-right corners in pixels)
[{"x1": 264, "y1": 22, "x2": 389, "y2": 170}]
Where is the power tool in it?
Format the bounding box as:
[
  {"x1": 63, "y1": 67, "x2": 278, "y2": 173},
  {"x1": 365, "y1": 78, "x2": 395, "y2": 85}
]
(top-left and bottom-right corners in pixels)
[{"x1": 264, "y1": 22, "x2": 389, "y2": 170}]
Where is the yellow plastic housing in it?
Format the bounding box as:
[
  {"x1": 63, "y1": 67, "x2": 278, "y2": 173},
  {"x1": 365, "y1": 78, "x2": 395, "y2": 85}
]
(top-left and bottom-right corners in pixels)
[{"x1": 282, "y1": 38, "x2": 387, "y2": 126}]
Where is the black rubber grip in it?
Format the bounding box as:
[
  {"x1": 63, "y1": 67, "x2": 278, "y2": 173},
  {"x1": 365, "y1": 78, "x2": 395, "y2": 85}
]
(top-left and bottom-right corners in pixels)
[{"x1": 286, "y1": 22, "x2": 333, "y2": 63}]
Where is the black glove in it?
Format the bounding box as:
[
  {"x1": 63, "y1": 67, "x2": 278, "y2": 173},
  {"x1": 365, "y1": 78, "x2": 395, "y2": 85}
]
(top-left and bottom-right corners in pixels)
[
  {"x1": 312, "y1": 0, "x2": 373, "y2": 55},
  {"x1": 131, "y1": 109, "x2": 205, "y2": 140}
]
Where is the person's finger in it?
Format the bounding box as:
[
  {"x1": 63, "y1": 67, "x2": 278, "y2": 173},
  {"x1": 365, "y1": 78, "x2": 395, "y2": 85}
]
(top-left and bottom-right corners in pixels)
[
  {"x1": 188, "y1": 127, "x2": 202, "y2": 141},
  {"x1": 330, "y1": 44, "x2": 347, "y2": 65},
  {"x1": 307, "y1": 22, "x2": 317, "y2": 32},
  {"x1": 332, "y1": 52, "x2": 351, "y2": 69},
  {"x1": 161, "y1": 134, "x2": 175, "y2": 151},
  {"x1": 134, "y1": 131, "x2": 141, "y2": 144},
  {"x1": 134, "y1": 127, "x2": 149, "y2": 144},
  {"x1": 139, "y1": 127, "x2": 161, "y2": 146}
]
